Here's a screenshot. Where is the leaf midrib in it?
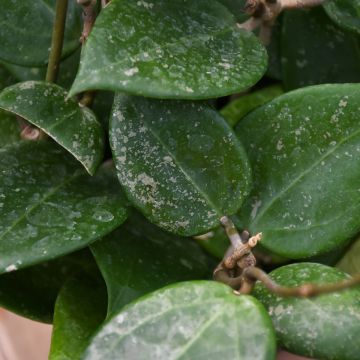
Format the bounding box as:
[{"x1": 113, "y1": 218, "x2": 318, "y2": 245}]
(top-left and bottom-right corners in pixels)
[
  {"x1": 144, "y1": 118, "x2": 222, "y2": 217},
  {"x1": 100, "y1": 299, "x2": 222, "y2": 357},
  {"x1": 251, "y1": 126, "x2": 360, "y2": 228}
]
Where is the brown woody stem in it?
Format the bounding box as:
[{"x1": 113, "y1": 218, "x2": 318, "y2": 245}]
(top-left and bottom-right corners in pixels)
[
  {"x1": 77, "y1": 0, "x2": 97, "y2": 106},
  {"x1": 46, "y1": 0, "x2": 69, "y2": 83},
  {"x1": 243, "y1": 266, "x2": 360, "y2": 297},
  {"x1": 78, "y1": 0, "x2": 97, "y2": 44},
  {"x1": 220, "y1": 216, "x2": 244, "y2": 247},
  {"x1": 241, "y1": 0, "x2": 324, "y2": 44}
]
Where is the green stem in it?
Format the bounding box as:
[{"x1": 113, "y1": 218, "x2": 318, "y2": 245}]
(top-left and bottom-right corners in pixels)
[{"x1": 46, "y1": 0, "x2": 69, "y2": 83}]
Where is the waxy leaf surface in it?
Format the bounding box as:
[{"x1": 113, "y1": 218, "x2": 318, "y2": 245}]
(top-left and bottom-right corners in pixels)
[
  {"x1": 0, "y1": 141, "x2": 128, "y2": 274},
  {"x1": 50, "y1": 274, "x2": 107, "y2": 360},
  {"x1": 0, "y1": 81, "x2": 104, "y2": 175},
  {"x1": 91, "y1": 213, "x2": 213, "y2": 317},
  {"x1": 254, "y1": 263, "x2": 360, "y2": 360},
  {"x1": 0, "y1": 0, "x2": 81, "y2": 66},
  {"x1": 69, "y1": 0, "x2": 267, "y2": 99},
  {"x1": 281, "y1": 7, "x2": 360, "y2": 90},
  {"x1": 83, "y1": 281, "x2": 276, "y2": 360},
  {"x1": 236, "y1": 84, "x2": 360, "y2": 258},
  {"x1": 110, "y1": 95, "x2": 252, "y2": 236}
]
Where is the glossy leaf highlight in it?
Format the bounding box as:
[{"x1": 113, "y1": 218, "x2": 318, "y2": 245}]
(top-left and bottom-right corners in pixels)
[
  {"x1": 69, "y1": 0, "x2": 267, "y2": 99},
  {"x1": 110, "y1": 95, "x2": 252, "y2": 236},
  {"x1": 236, "y1": 84, "x2": 360, "y2": 258},
  {"x1": 0, "y1": 141, "x2": 128, "y2": 274},
  {"x1": 0, "y1": 81, "x2": 104, "y2": 175},
  {"x1": 83, "y1": 281, "x2": 276, "y2": 360}
]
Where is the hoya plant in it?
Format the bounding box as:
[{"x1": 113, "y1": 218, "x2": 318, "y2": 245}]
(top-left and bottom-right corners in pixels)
[{"x1": 1, "y1": 0, "x2": 360, "y2": 359}]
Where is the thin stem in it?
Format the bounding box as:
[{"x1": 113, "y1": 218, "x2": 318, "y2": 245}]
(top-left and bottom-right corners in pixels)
[
  {"x1": 239, "y1": 0, "x2": 324, "y2": 38},
  {"x1": 77, "y1": 0, "x2": 97, "y2": 106},
  {"x1": 243, "y1": 266, "x2": 360, "y2": 297},
  {"x1": 46, "y1": 0, "x2": 69, "y2": 83},
  {"x1": 220, "y1": 216, "x2": 243, "y2": 247},
  {"x1": 78, "y1": 0, "x2": 97, "y2": 44}
]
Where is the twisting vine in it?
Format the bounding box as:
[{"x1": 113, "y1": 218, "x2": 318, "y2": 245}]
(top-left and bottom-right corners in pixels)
[{"x1": 213, "y1": 217, "x2": 360, "y2": 297}]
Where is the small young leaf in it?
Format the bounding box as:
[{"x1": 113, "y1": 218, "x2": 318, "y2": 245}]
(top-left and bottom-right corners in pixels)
[
  {"x1": 0, "y1": 81, "x2": 104, "y2": 175},
  {"x1": 220, "y1": 84, "x2": 283, "y2": 127},
  {"x1": 91, "y1": 213, "x2": 213, "y2": 317},
  {"x1": 0, "y1": 249, "x2": 95, "y2": 323},
  {"x1": 49, "y1": 273, "x2": 107, "y2": 360},
  {"x1": 0, "y1": 141, "x2": 128, "y2": 274},
  {"x1": 0, "y1": 110, "x2": 20, "y2": 147},
  {"x1": 110, "y1": 95, "x2": 252, "y2": 236},
  {"x1": 236, "y1": 84, "x2": 360, "y2": 258},
  {"x1": 0, "y1": 0, "x2": 81, "y2": 66},
  {"x1": 281, "y1": 7, "x2": 360, "y2": 90},
  {"x1": 68, "y1": 0, "x2": 267, "y2": 100},
  {"x1": 324, "y1": 0, "x2": 360, "y2": 35},
  {"x1": 254, "y1": 263, "x2": 360, "y2": 360},
  {"x1": 83, "y1": 281, "x2": 277, "y2": 360}
]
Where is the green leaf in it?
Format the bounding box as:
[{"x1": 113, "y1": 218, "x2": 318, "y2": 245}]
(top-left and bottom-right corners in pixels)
[
  {"x1": 83, "y1": 281, "x2": 277, "y2": 360},
  {"x1": 0, "y1": 110, "x2": 20, "y2": 147},
  {"x1": 110, "y1": 95, "x2": 252, "y2": 236},
  {"x1": 253, "y1": 263, "x2": 360, "y2": 360},
  {"x1": 236, "y1": 84, "x2": 360, "y2": 258},
  {"x1": 324, "y1": 0, "x2": 360, "y2": 35},
  {"x1": 0, "y1": 249, "x2": 95, "y2": 323},
  {"x1": 220, "y1": 85, "x2": 283, "y2": 127},
  {"x1": 50, "y1": 273, "x2": 107, "y2": 360},
  {"x1": 0, "y1": 81, "x2": 104, "y2": 175},
  {"x1": 0, "y1": 0, "x2": 81, "y2": 66},
  {"x1": 68, "y1": 0, "x2": 267, "y2": 100},
  {"x1": 91, "y1": 212, "x2": 214, "y2": 317},
  {"x1": 337, "y1": 235, "x2": 360, "y2": 275},
  {"x1": 281, "y1": 7, "x2": 360, "y2": 90},
  {"x1": 0, "y1": 141, "x2": 128, "y2": 274}
]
